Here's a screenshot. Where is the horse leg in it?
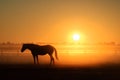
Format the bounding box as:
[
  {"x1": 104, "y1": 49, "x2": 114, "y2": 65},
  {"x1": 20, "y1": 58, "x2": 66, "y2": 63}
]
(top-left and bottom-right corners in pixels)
[
  {"x1": 33, "y1": 55, "x2": 36, "y2": 64},
  {"x1": 36, "y1": 55, "x2": 39, "y2": 64},
  {"x1": 49, "y1": 54, "x2": 54, "y2": 65}
]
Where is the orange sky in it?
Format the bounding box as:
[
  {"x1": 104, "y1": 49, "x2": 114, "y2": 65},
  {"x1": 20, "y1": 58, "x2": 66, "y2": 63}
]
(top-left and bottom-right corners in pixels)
[{"x1": 0, "y1": 0, "x2": 120, "y2": 43}]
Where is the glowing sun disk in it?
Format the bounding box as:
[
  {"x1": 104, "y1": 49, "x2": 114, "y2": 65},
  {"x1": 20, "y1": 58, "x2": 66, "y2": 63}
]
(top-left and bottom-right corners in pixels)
[{"x1": 73, "y1": 34, "x2": 80, "y2": 41}]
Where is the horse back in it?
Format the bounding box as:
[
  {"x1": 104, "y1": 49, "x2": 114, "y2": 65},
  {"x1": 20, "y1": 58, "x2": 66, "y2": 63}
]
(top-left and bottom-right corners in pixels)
[
  {"x1": 32, "y1": 45, "x2": 54, "y2": 55},
  {"x1": 40, "y1": 45, "x2": 54, "y2": 52}
]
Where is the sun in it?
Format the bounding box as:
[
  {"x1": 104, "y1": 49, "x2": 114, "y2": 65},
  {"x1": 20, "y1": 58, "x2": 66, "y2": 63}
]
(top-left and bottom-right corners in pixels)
[{"x1": 73, "y1": 34, "x2": 80, "y2": 41}]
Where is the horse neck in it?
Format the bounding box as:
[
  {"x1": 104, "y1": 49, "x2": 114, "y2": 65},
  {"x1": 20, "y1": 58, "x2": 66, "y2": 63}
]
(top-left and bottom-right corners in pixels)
[{"x1": 26, "y1": 44, "x2": 35, "y2": 51}]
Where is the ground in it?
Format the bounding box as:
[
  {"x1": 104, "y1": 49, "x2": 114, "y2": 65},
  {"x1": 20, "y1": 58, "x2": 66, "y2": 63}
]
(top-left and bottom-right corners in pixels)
[{"x1": 1, "y1": 64, "x2": 120, "y2": 80}]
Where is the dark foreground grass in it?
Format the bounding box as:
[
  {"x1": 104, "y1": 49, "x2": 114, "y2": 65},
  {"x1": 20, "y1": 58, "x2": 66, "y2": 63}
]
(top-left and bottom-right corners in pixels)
[{"x1": 1, "y1": 64, "x2": 120, "y2": 80}]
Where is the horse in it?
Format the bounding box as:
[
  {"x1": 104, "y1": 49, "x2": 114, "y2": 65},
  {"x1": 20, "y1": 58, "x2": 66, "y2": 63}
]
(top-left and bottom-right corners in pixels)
[{"x1": 21, "y1": 43, "x2": 58, "y2": 65}]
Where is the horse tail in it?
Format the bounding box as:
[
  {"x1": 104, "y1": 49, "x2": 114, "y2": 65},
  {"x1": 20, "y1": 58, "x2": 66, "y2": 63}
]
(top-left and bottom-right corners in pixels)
[{"x1": 54, "y1": 47, "x2": 58, "y2": 60}]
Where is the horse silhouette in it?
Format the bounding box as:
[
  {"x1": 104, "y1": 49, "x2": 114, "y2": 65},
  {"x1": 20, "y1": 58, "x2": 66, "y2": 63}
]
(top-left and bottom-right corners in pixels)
[{"x1": 21, "y1": 43, "x2": 58, "y2": 65}]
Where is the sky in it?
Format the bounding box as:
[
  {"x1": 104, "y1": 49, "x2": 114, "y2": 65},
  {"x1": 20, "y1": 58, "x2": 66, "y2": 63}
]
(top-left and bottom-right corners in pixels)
[{"x1": 0, "y1": 0, "x2": 120, "y2": 43}]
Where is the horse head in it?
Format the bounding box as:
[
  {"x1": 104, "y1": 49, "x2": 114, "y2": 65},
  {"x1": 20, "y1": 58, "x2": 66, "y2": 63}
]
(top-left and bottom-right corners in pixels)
[{"x1": 21, "y1": 44, "x2": 27, "y2": 52}]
